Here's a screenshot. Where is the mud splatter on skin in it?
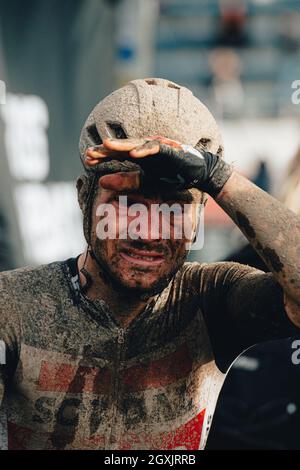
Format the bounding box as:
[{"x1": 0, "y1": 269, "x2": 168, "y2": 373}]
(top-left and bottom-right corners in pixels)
[
  {"x1": 90, "y1": 232, "x2": 188, "y2": 300},
  {"x1": 255, "y1": 242, "x2": 284, "y2": 273},
  {"x1": 235, "y1": 211, "x2": 256, "y2": 239},
  {"x1": 261, "y1": 247, "x2": 284, "y2": 273},
  {"x1": 235, "y1": 210, "x2": 284, "y2": 274}
]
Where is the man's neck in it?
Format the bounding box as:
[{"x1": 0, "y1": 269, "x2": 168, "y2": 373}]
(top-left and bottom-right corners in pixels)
[{"x1": 77, "y1": 251, "x2": 151, "y2": 328}]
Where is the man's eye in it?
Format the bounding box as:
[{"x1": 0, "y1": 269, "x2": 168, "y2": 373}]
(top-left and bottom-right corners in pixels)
[{"x1": 127, "y1": 199, "x2": 139, "y2": 208}]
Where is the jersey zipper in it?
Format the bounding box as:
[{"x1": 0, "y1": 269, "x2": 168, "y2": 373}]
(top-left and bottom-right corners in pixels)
[{"x1": 104, "y1": 300, "x2": 156, "y2": 448}]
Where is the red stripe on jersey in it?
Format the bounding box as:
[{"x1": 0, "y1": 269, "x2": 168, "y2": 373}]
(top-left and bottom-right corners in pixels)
[
  {"x1": 118, "y1": 408, "x2": 206, "y2": 450},
  {"x1": 37, "y1": 343, "x2": 192, "y2": 394},
  {"x1": 37, "y1": 362, "x2": 111, "y2": 393},
  {"x1": 123, "y1": 343, "x2": 193, "y2": 392}
]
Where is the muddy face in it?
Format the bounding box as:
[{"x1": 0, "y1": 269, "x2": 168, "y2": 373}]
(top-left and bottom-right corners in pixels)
[{"x1": 89, "y1": 186, "x2": 198, "y2": 295}]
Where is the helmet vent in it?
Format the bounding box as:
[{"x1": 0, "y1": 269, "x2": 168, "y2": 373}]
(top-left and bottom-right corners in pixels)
[
  {"x1": 86, "y1": 124, "x2": 102, "y2": 145},
  {"x1": 167, "y1": 83, "x2": 180, "y2": 90},
  {"x1": 197, "y1": 137, "x2": 211, "y2": 150},
  {"x1": 107, "y1": 123, "x2": 127, "y2": 139},
  {"x1": 145, "y1": 79, "x2": 157, "y2": 85}
]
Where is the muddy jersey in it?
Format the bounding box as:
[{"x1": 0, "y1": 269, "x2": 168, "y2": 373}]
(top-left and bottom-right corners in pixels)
[{"x1": 0, "y1": 258, "x2": 298, "y2": 450}]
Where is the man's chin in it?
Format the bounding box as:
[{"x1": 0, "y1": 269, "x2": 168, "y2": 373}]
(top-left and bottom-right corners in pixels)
[
  {"x1": 112, "y1": 274, "x2": 170, "y2": 297},
  {"x1": 93, "y1": 248, "x2": 187, "y2": 298}
]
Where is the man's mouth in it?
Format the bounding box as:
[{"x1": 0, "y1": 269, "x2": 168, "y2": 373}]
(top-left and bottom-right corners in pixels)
[{"x1": 120, "y1": 248, "x2": 165, "y2": 266}]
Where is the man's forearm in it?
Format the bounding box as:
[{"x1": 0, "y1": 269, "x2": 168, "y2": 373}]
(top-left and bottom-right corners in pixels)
[{"x1": 216, "y1": 171, "x2": 300, "y2": 309}]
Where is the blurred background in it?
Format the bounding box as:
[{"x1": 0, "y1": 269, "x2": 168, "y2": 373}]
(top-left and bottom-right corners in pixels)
[{"x1": 1, "y1": 0, "x2": 300, "y2": 450}]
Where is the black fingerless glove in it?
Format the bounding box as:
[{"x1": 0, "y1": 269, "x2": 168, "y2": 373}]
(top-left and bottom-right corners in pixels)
[{"x1": 138, "y1": 143, "x2": 233, "y2": 198}]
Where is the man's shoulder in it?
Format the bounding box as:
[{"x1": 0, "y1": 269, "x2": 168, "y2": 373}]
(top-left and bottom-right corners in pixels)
[
  {"x1": 176, "y1": 260, "x2": 239, "y2": 277},
  {"x1": 0, "y1": 260, "x2": 67, "y2": 301},
  {"x1": 174, "y1": 260, "x2": 259, "y2": 288}
]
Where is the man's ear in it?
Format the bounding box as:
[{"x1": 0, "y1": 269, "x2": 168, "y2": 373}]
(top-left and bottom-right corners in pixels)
[{"x1": 76, "y1": 175, "x2": 88, "y2": 212}]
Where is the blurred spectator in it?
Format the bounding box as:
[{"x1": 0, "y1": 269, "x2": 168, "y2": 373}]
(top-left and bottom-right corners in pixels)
[
  {"x1": 252, "y1": 159, "x2": 271, "y2": 194},
  {"x1": 209, "y1": 48, "x2": 244, "y2": 119},
  {"x1": 217, "y1": 0, "x2": 248, "y2": 47}
]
